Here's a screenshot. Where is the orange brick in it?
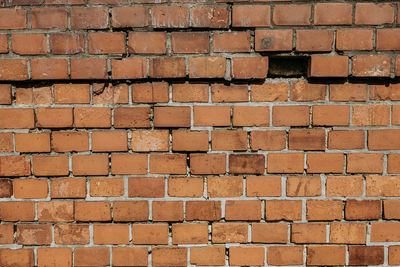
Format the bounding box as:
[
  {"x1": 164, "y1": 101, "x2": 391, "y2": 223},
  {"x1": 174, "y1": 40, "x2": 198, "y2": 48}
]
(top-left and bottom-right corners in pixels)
[
  {"x1": 172, "y1": 32, "x2": 209, "y2": 54},
  {"x1": 151, "y1": 6, "x2": 189, "y2": 28},
  {"x1": 310, "y1": 56, "x2": 349, "y2": 77},
  {"x1": 31, "y1": 8, "x2": 67, "y2": 29},
  {"x1": 17, "y1": 224, "x2": 52, "y2": 245},
  {"x1": 212, "y1": 223, "x2": 248, "y2": 243},
  {"x1": 272, "y1": 106, "x2": 309, "y2": 126},
  {"x1": 132, "y1": 82, "x2": 168, "y2": 103},
  {"x1": 50, "y1": 178, "x2": 86, "y2": 199},
  {"x1": 168, "y1": 177, "x2": 203, "y2": 197},
  {"x1": 0, "y1": 202, "x2": 35, "y2": 221},
  {"x1": 111, "y1": 58, "x2": 147, "y2": 79},
  {"x1": 389, "y1": 246, "x2": 400, "y2": 266},
  {"x1": 371, "y1": 223, "x2": 400, "y2": 242},
  {"x1": 369, "y1": 129, "x2": 400, "y2": 150},
  {"x1": 349, "y1": 246, "x2": 384, "y2": 266},
  {"x1": 91, "y1": 131, "x2": 127, "y2": 152},
  {"x1": 229, "y1": 154, "x2": 265, "y2": 174},
  {"x1": 74, "y1": 107, "x2": 111, "y2": 128},
  {"x1": 286, "y1": 176, "x2": 321, "y2": 197},
  {"x1": 132, "y1": 224, "x2": 168, "y2": 245},
  {"x1": 0, "y1": 225, "x2": 13, "y2": 244},
  {"x1": 290, "y1": 81, "x2": 326, "y2": 101},
  {"x1": 366, "y1": 176, "x2": 400, "y2": 196},
  {"x1": 153, "y1": 201, "x2": 183, "y2": 222},
  {"x1": 54, "y1": 224, "x2": 89, "y2": 245},
  {"x1": 149, "y1": 57, "x2": 186, "y2": 78},
  {"x1": 113, "y1": 201, "x2": 148, "y2": 222},
  {"x1": 37, "y1": 248, "x2": 72, "y2": 267},
  {"x1": 251, "y1": 82, "x2": 288, "y2": 102},
  {"x1": 172, "y1": 130, "x2": 208, "y2": 152},
  {"x1": 330, "y1": 83, "x2": 367, "y2": 101},
  {"x1": 273, "y1": 4, "x2": 311, "y2": 25},
  {"x1": 0, "y1": 59, "x2": 28, "y2": 80},
  {"x1": 74, "y1": 247, "x2": 110, "y2": 267},
  {"x1": 111, "y1": 154, "x2": 147, "y2": 175},
  {"x1": 389, "y1": 154, "x2": 400, "y2": 173},
  {"x1": 225, "y1": 200, "x2": 261, "y2": 221},
  {"x1": 37, "y1": 201, "x2": 74, "y2": 222},
  {"x1": 54, "y1": 84, "x2": 90, "y2": 104},
  {"x1": 0, "y1": 108, "x2": 34, "y2": 129},
  {"x1": 128, "y1": 177, "x2": 164, "y2": 198},
  {"x1": 231, "y1": 57, "x2": 269, "y2": 79},
  {"x1": 266, "y1": 200, "x2": 302, "y2": 221},
  {"x1": 112, "y1": 247, "x2": 148, "y2": 267},
  {"x1": 33, "y1": 155, "x2": 69, "y2": 176},
  {"x1": 128, "y1": 32, "x2": 166, "y2": 54},
  {"x1": 0, "y1": 249, "x2": 34, "y2": 267},
  {"x1": 0, "y1": 9, "x2": 27, "y2": 30},
  {"x1": 152, "y1": 247, "x2": 187, "y2": 267},
  {"x1": 12, "y1": 33, "x2": 46, "y2": 55},
  {"x1": 370, "y1": 84, "x2": 400, "y2": 101},
  {"x1": 330, "y1": 222, "x2": 366, "y2": 244},
  {"x1": 15, "y1": 133, "x2": 50, "y2": 153},
  {"x1": 345, "y1": 200, "x2": 381, "y2": 220},
  {"x1": 232, "y1": 5, "x2": 270, "y2": 27},
  {"x1": 307, "y1": 153, "x2": 344, "y2": 173},
  {"x1": 313, "y1": 105, "x2": 350, "y2": 126},
  {"x1": 0, "y1": 156, "x2": 31, "y2": 177},
  {"x1": 268, "y1": 153, "x2": 304, "y2": 173},
  {"x1": 229, "y1": 247, "x2": 265, "y2": 266},
  {"x1": 71, "y1": 7, "x2": 108, "y2": 29},
  {"x1": 250, "y1": 130, "x2": 286, "y2": 151},
  {"x1": 296, "y1": 29, "x2": 334, "y2": 52},
  {"x1": 336, "y1": 29, "x2": 373, "y2": 51},
  {"x1": 172, "y1": 83, "x2": 208, "y2": 102},
  {"x1": 52, "y1": 132, "x2": 89, "y2": 152},
  {"x1": 352, "y1": 55, "x2": 391, "y2": 77},
  {"x1": 73, "y1": 154, "x2": 109, "y2": 176},
  {"x1": 291, "y1": 223, "x2": 326, "y2": 243},
  {"x1": 75, "y1": 201, "x2": 111, "y2": 221},
  {"x1": 172, "y1": 223, "x2": 208, "y2": 244},
  {"x1": 111, "y1": 6, "x2": 149, "y2": 27},
  {"x1": 233, "y1": 106, "x2": 269, "y2": 126},
  {"x1": 190, "y1": 154, "x2": 226, "y2": 175},
  {"x1": 194, "y1": 106, "x2": 230, "y2": 126},
  {"x1": 347, "y1": 153, "x2": 384, "y2": 173},
  {"x1": 377, "y1": 29, "x2": 400, "y2": 50},
  {"x1": 186, "y1": 201, "x2": 221, "y2": 221},
  {"x1": 93, "y1": 224, "x2": 129, "y2": 245},
  {"x1": 150, "y1": 154, "x2": 186, "y2": 174},
  {"x1": 191, "y1": 5, "x2": 229, "y2": 28},
  {"x1": 36, "y1": 108, "x2": 73, "y2": 128},
  {"x1": 114, "y1": 107, "x2": 150, "y2": 128},
  {"x1": 307, "y1": 200, "x2": 342, "y2": 221},
  {"x1": 31, "y1": 58, "x2": 68, "y2": 80},
  {"x1": 16, "y1": 86, "x2": 52, "y2": 105},
  {"x1": 252, "y1": 223, "x2": 288, "y2": 243},
  {"x1": 255, "y1": 29, "x2": 293, "y2": 51},
  {"x1": 328, "y1": 130, "x2": 365, "y2": 150},
  {"x1": 326, "y1": 176, "x2": 364, "y2": 197},
  {"x1": 213, "y1": 31, "x2": 251, "y2": 52},
  {"x1": 207, "y1": 176, "x2": 243, "y2": 197},
  {"x1": 212, "y1": 84, "x2": 248, "y2": 103},
  {"x1": 14, "y1": 179, "x2": 48, "y2": 199},
  {"x1": 307, "y1": 246, "x2": 346, "y2": 266},
  {"x1": 0, "y1": 84, "x2": 11, "y2": 104},
  {"x1": 386, "y1": 199, "x2": 400, "y2": 220},
  {"x1": 267, "y1": 246, "x2": 303, "y2": 266},
  {"x1": 289, "y1": 129, "x2": 325, "y2": 150},
  {"x1": 355, "y1": 3, "x2": 394, "y2": 25},
  {"x1": 0, "y1": 179, "x2": 12, "y2": 198},
  {"x1": 190, "y1": 246, "x2": 225, "y2": 266},
  {"x1": 49, "y1": 33, "x2": 84, "y2": 54},
  {"x1": 70, "y1": 58, "x2": 107, "y2": 79},
  {"x1": 93, "y1": 83, "x2": 129, "y2": 104},
  {"x1": 188, "y1": 57, "x2": 226, "y2": 78},
  {"x1": 314, "y1": 3, "x2": 352, "y2": 25},
  {"x1": 154, "y1": 106, "x2": 191, "y2": 127},
  {"x1": 132, "y1": 130, "x2": 169, "y2": 152},
  {"x1": 90, "y1": 178, "x2": 123, "y2": 197},
  {"x1": 247, "y1": 176, "x2": 281, "y2": 197}
]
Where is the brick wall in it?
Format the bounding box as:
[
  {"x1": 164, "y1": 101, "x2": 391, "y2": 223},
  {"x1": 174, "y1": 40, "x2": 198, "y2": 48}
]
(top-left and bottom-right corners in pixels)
[{"x1": 0, "y1": 0, "x2": 399, "y2": 266}]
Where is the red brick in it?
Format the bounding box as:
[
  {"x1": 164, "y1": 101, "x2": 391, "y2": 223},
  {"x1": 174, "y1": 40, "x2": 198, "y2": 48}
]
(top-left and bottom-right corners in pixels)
[
  {"x1": 0, "y1": 156, "x2": 31, "y2": 177},
  {"x1": 150, "y1": 57, "x2": 186, "y2": 78},
  {"x1": 114, "y1": 107, "x2": 150, "y2": 128},
  {"x1": 191, "y1": 5, "x2": 229, "y2": 28},
  {"x1": 112, "y1": 247, "x2": 148, "y2": 267},
  {"x1": 232, "y1": 57, "x2": 268, "y2": 79},
  {"x1": 93, "y1": 83, "x2": 129, "y2": 104},
  {"x1": 352, "y1": 105, "x2": 390, "y2": 126},
  {"x1": 89, "y1": 32, "x2": 126, "y2": 55},
  {"x1": 194, "y1": 106, "x2": 230, "y2": 126},
  {"x1": 212, "y1": 223, "x2": 248, "y2": 243},
  {"x1": 214, "y1": 31, "x2": 251, "y2": 52},
  {"x1": 50, "y1": 33, "x2": 84, "y2": 54},
  {"x1": 273, "y1": 4, "x2": 311, "y2": 25},
  {"x1": 0, "y1": 202, "x2": 35, "y2": 221},
  {"x1": 74, "y1": 107, "x2": 111, "y2": 128},
  {"x1": 172, "y1": 130, "x2": 208, "y2": 151},
  {"x1": 352, "y1": 55, "x2": 391, "y2": 77},
  {"x1": 37, "y1": 248, "x2": 72, "y2": 267},
  {"x1": 307, "y1": 246, "x2": 346, "y2": 266},
  {"x1": 190, "y1": 246, "x2": 225, "y2": 266},
  {"x1": 189, "y1": 57, "x2": 226, "y2": 78},
  {"x1": 267, "y1": 246, "x2": 303, "y2": 266},
  {"x1": 33, "y1": 155, "x2": 69, "y2": 176},
  {"x1": 330, "y1": 83, "x2": 367, "y2": 101},
  {"x1": 326, "y1": 176, "x2": 364, "y2": 197},
  {"x1": 172, "y1": 32, "x2": 209, "y2": 54},
  {"x1": 17, "y1": 224, "x2": 52, "y2": 245},
  {"x1": 229, "y1": 154, "x2": 265, "y2": 174},
  {"x1": 152, "y1": 247, "x2": 187, "y2": 267},
  {"x1": 112, "y1": 6, "x2": 149, "y2": 27},
  {"x1": 54, "y1": 84, "x2": 90, "y2": 104},
  {"x1": 16, "y1": 86, "x2": 52, "y2": 104},
  {"x1": 168, "y1": 177, "x2": 203, "y2": 197},
  {"x1": 336, "y1": 29, "x2": 373, "y2": 51},
  {"x1": 154, "y1": 106, "x2": 191, "y2": 127},
  {"x1": 31, "y1": 58, "x2": 68, "y2": 80},
  {"x1": 153, "y1": 201, "x2": 183, "y2": 222},
  {"x1": 0, "y1": 179, "x2": 12, "y2": 198},
  {"x1": 90, "y1": 178, "x2": 124, "y2": 197},
  {"x1": 296, "y1": 30, "x2": 334, "y2": 52},
  {"x1": 50, "y1": 178, "x2": 86, "y2": 199},
  {"x1": 31, "y1": 8, "x2": 67, "y2": 29},
  {"x1": 289, "y1": 129, "x2": 325, "y2": 150},
  {"x1": 186, "y1": 201, "x2": 221, "y2": 221},
  {"x1": 190, "y1": 153, "x2": 226, "y2": 175},
  {"x1": 255, "y1": 29, "x2": 293, "y2": 51},
  {"x1": 52, "y1": 132, "x2": 88, "y2": 152},
  {"x1": 268, "y1": 153, "x2": 304, "y2": 173},
  {"x1": 113, "y1": 201, "x2": 148, "y2": 221},
  {"x1": 151, "y1": 154, "x2": 186, "y2": 174},
  {"x1": 128, "y1": 177, "x2": 164, "y2": 198},
  {"x1": 74, "y1": 247, "x2": 110, "y2": 267},
  {"x1": 71, "y1": 7, "x2": 109, "y2": 29},
  {"x1": 314, "y1": 3, "x2": 352, "y2": 25},
  {"x1": 132, "y1": 82, "x2": 168, "y2": 103},
  {"x1": 111, "y1": 154, "x2": 147, "y2": 175},
  {"x1": 0, "y1": 59, "x2": 28, "y2": 80},
  {"x1": 377, "y1": 29, "x2": 400, "y2": 50},
  {"x1": 0, "y1": 9, "x2": 27, "y2": 29},
  {"x1": 73, "y1": 154, "x2": 109, "y2": 176},
  {"x1": 266, "y1": 200, "x2": 302, "y2": 221},
  {"x1": 54, "y1": 224, "x2": 89, "y2": 245},
  {"x1": 132, "y1": 130, "x2": 169, "y2": 152},
  {"x1": 355, "y1": 3, "x2": 394, "y2": 25},
  {"x1": 349, "y1": 246, "x2": 384, "y2": 266},
  {"x1": 273, "y1": 105, "x2": 310, "y2": 126},
  {"x1": 309, "y1": 56, "x2": 349, "y2": 77},
  {"x1": 250, "y1": 130, "x2": 286, "y2": 151},
  {"x1": 151, "y1": 6, "x2": 189, "y2": 28},
  {"x1": 0, "y1": 249, "x2": 34, "y2": 267},
  {"x1": 208, "y1": 176, "x2": 243, "y2": 198},
  {"x1": 229, "y1": 247, "x2": 265, "y2": 266},
  {"x1": 232, "y1": 5, "x2": 270, "y2": 27},
  {"x1": 37, "y1": 201, "x2": 74, "y2": 222},
  {"x1": 345, "y1": 200, "x2": 381, "y2": 220},
  {"x1": 247, "y1": 176, "x2": 281, "y2": 197},
  {"x1": 75, "y1": 201, "x2": 111, "y2": 221},
  {"x1": 12, "y1": 34, "x2": 46, "y2": 55},
  {"x1": 291, "y1": 223, "x2": 326, "y2": 243},
  {"x1": 70, "y1": 58, "x2": 108, "y2": 79},
  {"x1": 15, "y1": 133, "x2": 50, "y2": 153},
  {"x1": 128, "y1": 32, "x2": 166, "y2": 54}
]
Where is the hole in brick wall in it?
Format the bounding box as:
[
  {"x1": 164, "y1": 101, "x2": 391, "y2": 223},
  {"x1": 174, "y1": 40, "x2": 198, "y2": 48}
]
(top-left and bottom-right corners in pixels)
[{"x1": 268, "y1": 56, "x2": 309, "y2": 77}]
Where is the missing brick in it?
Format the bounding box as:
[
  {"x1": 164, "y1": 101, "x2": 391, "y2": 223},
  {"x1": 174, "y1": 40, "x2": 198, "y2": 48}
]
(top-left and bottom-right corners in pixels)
[{"x1": 268, "y1": 56, "x2": 309, "y2": 77}]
